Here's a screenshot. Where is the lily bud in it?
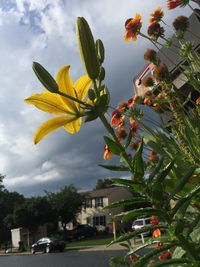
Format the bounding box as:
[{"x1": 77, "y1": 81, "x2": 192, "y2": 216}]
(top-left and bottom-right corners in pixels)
[
  {"x1": 76, "y1": 17, "x2": 99, "y2": 80},
  {"x1": 99, "y1": 66, "x2": 105, "y2": 81},
  {"x1": 32, "y1": 62, "x2": 59, "y2": 93},
  {"x1": 96, "y1": 39, "x2": 105, "y2": 64}
]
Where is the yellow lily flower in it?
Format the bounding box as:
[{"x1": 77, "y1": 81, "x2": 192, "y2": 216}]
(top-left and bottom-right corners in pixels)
[{"x1": 25, "y1": 65, "x2": 92, "y2": 144}]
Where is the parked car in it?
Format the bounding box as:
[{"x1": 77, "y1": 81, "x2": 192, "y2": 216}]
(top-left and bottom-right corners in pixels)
[
  {"x1": 132, "y1": 218, "x2": 151, "y2": 236},
  {"x1": 67, "y1": 224, "x2": 97, "y2": 241},
  {"x1": 31, "y1": 237, "x2": 65, "y2": 254}
]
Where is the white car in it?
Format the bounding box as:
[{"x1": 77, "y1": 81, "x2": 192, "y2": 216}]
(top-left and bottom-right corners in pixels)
[{"x1": 132, "y1": 218, "x2": 151, "y2": 236}]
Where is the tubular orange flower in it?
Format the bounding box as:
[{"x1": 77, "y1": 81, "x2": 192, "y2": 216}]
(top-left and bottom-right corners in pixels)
[
  {"x1": 25, "y1": 65, "x2": 92, "y2": 144},
  {"x1": 196, "y1": 96, "x2": 200, "y2": 105},
  {"x1": 149, "y1": 150, "x2": 159, "y2": 161},
  {"x1": 124, "y1": 13, "x2": 142, "y2": 42},
  {"x1": 152, "y1": 228, "x2": 161, "y2": 238},
  {"x1": 151, "y1": 215, "x2": 159, "y2": 226},
  {"x1": 111, "y1": 110, "x2": 123, "y2": 126},
  {"x1": 103, "y1": 145, "x2": 112, "y2": 160},
  {"x1": 149, "y1": 7, "x2": 165, "y2": 24},
  {"x1": 159, "y1": 251, "x2": 172, "y2": 260},
  {"x1": 167, "y1": 0, "x2": 189, "y2": 9},
  {"x1": 129, "y1": 254, "x2": 138, "y2": 263}
]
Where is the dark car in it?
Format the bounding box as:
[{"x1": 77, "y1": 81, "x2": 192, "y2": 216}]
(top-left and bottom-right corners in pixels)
[
  {"x1": 31, "y1": 237, "x2": 65, "y2": 254},
  {"x1": 67, "y1": 224, "x2": 97, "y2": 241}
]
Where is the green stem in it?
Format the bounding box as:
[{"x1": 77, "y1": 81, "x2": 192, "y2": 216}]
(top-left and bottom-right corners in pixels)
[
  {"x1": 58, "y1": 91, "x2": 91, "y2": 108},
  {"x1": 99, "y1": 113, "x2": 134, "y2": 172}
]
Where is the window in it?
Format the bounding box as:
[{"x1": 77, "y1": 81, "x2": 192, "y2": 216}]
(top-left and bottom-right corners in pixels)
[
  {"x1": 95, "y1": 197, "x2": 103, "y2": 207},
  {"x1": 86, "y1": 198, "x2": 92, "y2": 208},
  {"x1": 93, "y1": 216, "x2": 106, "y2": 226}
]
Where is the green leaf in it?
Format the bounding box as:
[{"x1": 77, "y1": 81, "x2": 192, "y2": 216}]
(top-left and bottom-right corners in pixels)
[
  {"x1": 172, "y1": 246, "x2": 186, "y2": 258},
  {"x1": 148, "y1": 259, "x2": 191, "y2": 267},
  {"x1": 148, "y1": 157, "x2": 164, "y2": 183},
  {"x1": 111, "y1": 178, "x2": 142, "y2": 191},
  {"x1": 32, "y1": 62, "x2": 59, "y2": 93},
  {"x1": 124, "y1": 130, "x2": 132, "y2": 149},
  {"x1": 133, "y1": 141, "x2": 144, "y2": 180},
  {"x1": 103, "y1": 136, "x2": 123, "y2": 155},
  {"x1": 171, "y1": 184, "x2": 200, "y2": 216},
  {"x1": 98, "y1": 164, "x2": 130, "y2": 171},
  {"x1": 151, "y1": 180, "x2": 163, "y2": 204},
  {"x1": 167, "y1": 166, "x2": 197, "y2": 203},
  {"x1": 103, "y1": 197, "x2": 150, "y2": 210},
  {"x1": 109, "y1": 256, "x2": 130, "y2": 267},
  {"x1": 119, "y1": 208, "x2": 170, "y2": 223},
  {"x1": 156, "y1": 160, "x2": 175, "y2": 183},
  {"x1": 132, "y1": 243, "x2": 177, "y2": 267}
]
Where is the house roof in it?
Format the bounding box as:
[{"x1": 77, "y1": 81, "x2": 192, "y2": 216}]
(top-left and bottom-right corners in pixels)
[{"x1": 81, "y1": 187, "x2": 121, "y2": 198}]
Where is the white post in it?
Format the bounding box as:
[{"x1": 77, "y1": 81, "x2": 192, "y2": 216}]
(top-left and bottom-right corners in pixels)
[{"x1": 141, "y1": 234, "x2": 145, "y2": 244}]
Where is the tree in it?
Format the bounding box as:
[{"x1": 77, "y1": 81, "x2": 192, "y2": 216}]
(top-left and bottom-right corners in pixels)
[
  {"x1": 95, "y1": 178, "x2": 113, "y2": 189},
  {"x1": 0, "y1": 174, "x2": 6, "y2": 191},
  {"x1": 0, "y1": 189, "x2": 25, "y2": 243},
  {"x1": 12, "y1": 196, "x2": 53, "y2": 232},
  {"x1": 46, "y1": 185, "x2": 83, "y2": 232}
]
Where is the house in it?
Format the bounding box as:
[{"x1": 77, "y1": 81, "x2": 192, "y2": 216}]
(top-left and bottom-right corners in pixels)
[
  {"x1": 77, "y1": 187, "x2": 133, "y2": 230},
  {"x1": 134, "y1": 11, "x2": 200, "y2": 124}
]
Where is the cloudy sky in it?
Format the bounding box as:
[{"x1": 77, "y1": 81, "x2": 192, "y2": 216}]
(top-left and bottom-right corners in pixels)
[{"x1": 0, "y1": 0, "x2": 193, "y2": 196}]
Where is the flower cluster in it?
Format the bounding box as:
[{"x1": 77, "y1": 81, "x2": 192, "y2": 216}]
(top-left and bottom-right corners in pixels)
[{"x1": 103, "y1": 96, "x2": 142, "y2": 160}]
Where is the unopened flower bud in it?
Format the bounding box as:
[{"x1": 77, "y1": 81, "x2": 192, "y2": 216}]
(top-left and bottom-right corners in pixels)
[
  {"x1": 96, "y1": 39, "x2": 105, "y2": 64},
  {"x1": 76, "y1": 17, "x2": 100, "y2": 80},
  {"x1": 32, "y1": 62, "x2": 59, "y2": 93}
]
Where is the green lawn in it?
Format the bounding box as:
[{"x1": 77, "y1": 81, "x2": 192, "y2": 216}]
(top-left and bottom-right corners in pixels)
[{"x1": 66, "y1": 235, "x2": 114, "y2": 248}]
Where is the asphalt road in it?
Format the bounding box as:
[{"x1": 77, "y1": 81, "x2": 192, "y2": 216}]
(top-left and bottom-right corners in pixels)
[{"x1": 0, "y1": 250, "x2": 126, "y2": 267}]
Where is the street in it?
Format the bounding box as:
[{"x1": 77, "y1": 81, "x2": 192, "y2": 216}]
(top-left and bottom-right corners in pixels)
[{"x1": 0, "y1": 250, "x2": 126, "y2": 267}]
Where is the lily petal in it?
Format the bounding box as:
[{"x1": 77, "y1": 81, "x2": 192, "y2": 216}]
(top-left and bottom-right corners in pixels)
[
  {"x1": 56, "y1": 65, "x2": 78, "y2": 111},
  {"x1": 63, "y1": 117, "x2": 82, "y2": 134},
  {"x1": 25, "y1": 91, "x2": 75, "y2": 115},
  {"x1": 34, "y1": 115, "x2": 77, "y2": 144},
  {"x1": 74, "y1": 75, "x2": 92, "y2": 101}
]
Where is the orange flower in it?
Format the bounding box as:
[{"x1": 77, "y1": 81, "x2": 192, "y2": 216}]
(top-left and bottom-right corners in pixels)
[
  {"x1": 144, "y1": 97, "x2": 152, "y2": 106},
  {"x1": 152, "y1": 228, "x2": 161, "y2": 238},
  {"x1": 130, "y1": 122, "x2": 140, "y2": 137},
  {"x1": 117, "y1": 127, "x2": 127, "y2": 142},
  {"x1": 149, "y1": 7, "x2": 165, "y2": 24},
  {"x1": 103, "y1": 145, "x2": 112, "y2": 160},
  {"x1": 167, "y1": 0, "x2": 189, "y2": 9},
  {"x1": 117, "y1": 101, "x2": 129, "y2": 112},
  {"x1": 151, "y1": 215, "x2": 159, "y2": 226},
  {"x1": 196, "y1": 96, "x2": 200, "y2": 105},
  {"x1": 129, "y1": 254, "x2": 138, "y2": 263},
  {"x1": 157, "y1": 92, "x2": 167, "y2": 99},
  {"x1": 111, "y1": 110, "x2": 123, "y2": 126},
  {"x1": 124, "y1": 13, "x2": 142, "y2": 42},
  {"x1": 149, "y1": 150, "x2": 159, "y2": 161},
  {"x1": 127, "y1": 98, "x2": 135, "y2": 107},
  {"x1": 153, "y1": 103, "x2": 162, "y2": 111},
  {"x1": 147, "y1": 22, "x2": 164, "y2": 41},
  {"x1": 159, "y1": 251, "x2": 172, "y2": 260},
  {"x1": 130, "y1": 140, "x2": 141, "y2": 150}
]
